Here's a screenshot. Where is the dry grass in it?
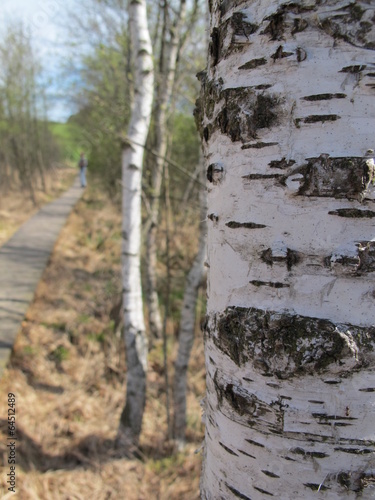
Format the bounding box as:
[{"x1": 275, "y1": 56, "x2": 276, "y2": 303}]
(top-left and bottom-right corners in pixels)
[{"x1": 0, "y1": 178, "x2": 205, "y2": 499}]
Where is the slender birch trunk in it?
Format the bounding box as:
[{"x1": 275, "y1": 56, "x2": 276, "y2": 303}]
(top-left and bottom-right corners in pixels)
[
  {"x1": 173, "y1": 158, "x2": 207, "y2": 447},
  {"x1": 197, "y1": 0, "x2": 375, "y2": 497},
  {"x1": 117, "y1": 0, "x2": 154, "y2": 449},
  {"x1": 145, "y1": 0, "x2": 187, "y2": 339}
]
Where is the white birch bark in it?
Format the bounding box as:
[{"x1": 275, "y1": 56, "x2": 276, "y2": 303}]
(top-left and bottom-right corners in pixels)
[
  {"x1": 117, "y1": 0, "x2": 154, "y2": 448},
  {"x1": 197, "y1": 0, "x2": 375, "y2": 497},
  {"x1": 173, "y1": 159, "x2": 207, "y2": 447}
]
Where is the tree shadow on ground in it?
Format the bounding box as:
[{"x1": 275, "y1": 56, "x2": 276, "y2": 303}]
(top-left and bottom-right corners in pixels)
[{"x1": 0, "y1": 420, "x2": 177, "y2": 473}]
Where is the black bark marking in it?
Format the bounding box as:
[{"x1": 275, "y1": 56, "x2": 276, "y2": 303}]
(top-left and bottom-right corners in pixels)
[
  {"x1": 323, "y1": 379, "x2": 342, "y2": 385},
  {"x1": 305, "y1": 483, "x2": 329, "y2": 491},
  {"x1": 226, "y1": 483, "x2": 252, "y2": 500},
  {"x1": 238, "y1": 449, "x2": 256, "y2": 459},
  {"x1": 208, "y1": 213, "x2": 219, "y2": 222},
  {"x1": 226, "y1": 221, "x2": 267, "y2": 229},
  {"x1": 239, "y1": 58, "x2": 267, "y2": 70},
  {"x1": 302, "y1": 93, "x2": 346, "y2": 101},
  {"x1": 262, "y1": 11, "x2": 285, "y2": 41},
  {"x1": 243, "y1": 377, "x2": 254, "y2": 382},
  {"x1": 250, "y1": 280, "x2": 290, "y2": 288},
  {"x1": 298, "y1": 115, "x2": 340, "y2": 124},
  {"x1": 213, "y1": 307, "x2": 375, "y2": 375},
  {"x1": 357, "y1": 242, "x2": 375, "y2": 273},
  {"x1": 243, "y1": 173, "x2": 282, "y2": 180},
  {"x1": 262, "y1": 470, "x2": 280, "y2": 478},
  {"x1": 341, "y1": 65, "x2": 367, "y2": 73},
  {"x1": 271, "y1": 45, "x2": 294, "y2": 61},
  {"x1": 245, "y1": 438, "x2": 265, "y2": 448},
  {"x1": 335, "y1": 447, "x2": 373, "y2": 454},
  {"x1": 219, "y1": 441, "x2": 239, "y2": 456},
  {"x1": 359, "y1": 387, "x2": 375, "y2": 392},
  {"x1": 260, "y1": 248, "x2": 300, "y2": 271},
  {"x1": 308, "y1": 400, "x2": 325, "y2": 404},
  {"x1": 292, "y1": 18, "x2": 308, "y2": 35},
  {"x1": 291, "y1": 447, "x2": 329, "y2": 459},
  {"x1": 242, "y1": 142, "x2": 279, "y2": 149},
  {"x1": 222, "y1": 383, "x2": 257, "y2": 416},
  {"x1": 296, "y1": 47, "x2": 307, "y2": 62},
  {"x1": 210, "y1": 28, "x2": 220, "y2": 66},
  {"x1": 207, "y1": 163, "x2": 224, "y2": 184},
  {"x1": 254, "y1": 486, "x2": 274, "y2": 496},
  {"x1": 269, "y1": 158, "x2": 296, "y2": 169},
  {"x1": 295, "y1": 156, "x2": 366, "y2": 200},
  {"x1": 329, "y1": 209, "x2": 375, "y2": 218}
]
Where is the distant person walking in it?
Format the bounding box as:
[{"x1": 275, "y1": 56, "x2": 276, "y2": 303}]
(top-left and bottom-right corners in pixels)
[{"x1": 79, "y1": 152, "x2": 88, "y2": 188}]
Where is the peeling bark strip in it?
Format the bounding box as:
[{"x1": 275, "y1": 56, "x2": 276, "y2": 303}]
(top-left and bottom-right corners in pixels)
[
  {"x1": 209, "y1": 307, "x2": 375, "y2": 376},
  {"x1": 293, "y1": 155, "x2": 367, "y2": 199}
]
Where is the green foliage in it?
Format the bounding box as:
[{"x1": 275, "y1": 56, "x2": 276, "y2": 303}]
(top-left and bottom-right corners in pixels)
[{"x1": 49, "y1": 122, "x2": 85, "y2": 164}]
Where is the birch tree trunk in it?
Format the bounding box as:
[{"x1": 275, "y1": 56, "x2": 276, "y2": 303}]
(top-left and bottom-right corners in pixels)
[
  {"x1": 145, "y1": 0, "x2": 187, "y2": 339},
  {"x1": 117, "y1": 0, "x2": 154, "y2": 449},
  {"x1": 173, "y1": 158, "x2": 207, "y2": 447},
  {"x1": 196, "y1": 1, "x2": 375, "y2": 497}
]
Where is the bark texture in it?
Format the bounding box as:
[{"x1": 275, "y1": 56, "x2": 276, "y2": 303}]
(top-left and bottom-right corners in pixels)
[
  {"x1": 118, "y1": 0, "x2": 154, "y2": 448},
  {"x1": 197, "y1": 0, "x2": 375, "y2": 497}
]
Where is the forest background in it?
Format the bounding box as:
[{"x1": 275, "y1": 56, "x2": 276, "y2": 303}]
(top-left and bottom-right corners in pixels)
[{"x1": 0, "y1": 0, "x2": 207, "y2": 498}]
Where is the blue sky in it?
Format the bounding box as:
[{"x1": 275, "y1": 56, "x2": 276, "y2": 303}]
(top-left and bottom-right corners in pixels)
[{"x1": 0, "y1": 0, "x2": 77, "y2": 121}]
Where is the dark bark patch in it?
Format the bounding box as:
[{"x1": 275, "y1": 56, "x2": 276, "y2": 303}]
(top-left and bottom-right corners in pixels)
[
  {"x1": 226, "y1": 221, "x2": 267, "y2": 229},
  {"x1": 215, "y1": 88, "x2": 280, "y2": 143},
  {"x1": 269, "y1": 158, "x2": 296, "y2": 169},
  {"x1": 294, "y1": 156, "x2": 365, "y2": 200},
  {"x1": 358, "y1": 387, "x2": 375, "y2": 392},
  {"x1": 213, "y1": 306, "x2": 375, "y2": 375},
  {"x1": 239, "y1": 57, "x2": 267, "y2": 70},
  {"x1": 225, "y1": 483, "x2": 252, "y2": 500},
  {"x1": 302, "y1": 93, "x2": 346, "y2": 101},
  {"x1": 329, "y1": 208, "x2": 375, "y2": 218}
]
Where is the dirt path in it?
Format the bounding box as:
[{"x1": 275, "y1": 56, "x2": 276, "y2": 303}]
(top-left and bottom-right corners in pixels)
[{"x1": 0, "y1": 177, "x2": 83, "y2": 375}]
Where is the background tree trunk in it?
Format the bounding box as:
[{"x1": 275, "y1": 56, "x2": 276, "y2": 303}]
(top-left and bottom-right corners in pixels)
[
  {"x1": 173, "y1": 156, "x2": 207, "y2": 447},
  {"x1": 197, "y1": 0, "x2": 375, "y2": 498},
  {"x1": 145, "y1": 0, "x2": 187, "y2": 339},
  {"x1": 117, "y1": 0, "x2": 154, "y2": 449}
]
